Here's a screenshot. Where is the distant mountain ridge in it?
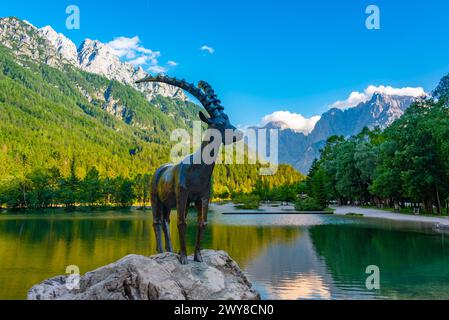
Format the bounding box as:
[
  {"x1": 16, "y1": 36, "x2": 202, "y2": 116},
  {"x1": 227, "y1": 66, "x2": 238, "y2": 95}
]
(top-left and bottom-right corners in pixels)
[
  {"x1": 0, "y1": 16, "x2": 422, "y2": 177},
  {"x1": 0, "y1": 17, "x2": 204, "y2": 180},
  {"x1": 264, "y1": 93, "x2": 418, "y2": 174},
  {"x1": 0, "y1": 17, "x2": 304, "y2": 196},
  {"x1": 0, "y1": 17, "x2": 185, "y2": 101}
]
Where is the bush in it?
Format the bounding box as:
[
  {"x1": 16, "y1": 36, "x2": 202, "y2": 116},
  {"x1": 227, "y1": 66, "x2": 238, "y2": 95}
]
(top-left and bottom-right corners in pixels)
[
  {"x1": 233, "y1": 194, "x2": 260, "y2": 210},
  {"x1": 294, "y1": 197, "x2": 325, "y2": 211}
]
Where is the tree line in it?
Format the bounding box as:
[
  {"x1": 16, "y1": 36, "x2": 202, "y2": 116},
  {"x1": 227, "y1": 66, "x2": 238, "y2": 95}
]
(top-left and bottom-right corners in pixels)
[
  {"x1": 0, "y1": 43, "x2": 306, "y2": 211},
  {"x1": 0, "y1": 159, "x2": 152, "y2": 210},
  {"x1": 0, "y1": 159, "x2": 306, "y2": 210},
  {"x1": 306, "y1": 75, "x2": 449, "y2": 214}
]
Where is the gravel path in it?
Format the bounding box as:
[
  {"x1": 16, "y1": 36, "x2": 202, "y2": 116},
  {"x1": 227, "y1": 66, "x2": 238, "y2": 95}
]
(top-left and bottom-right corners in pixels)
[
  {"x1": 333, "y1": 206, "x2": 449, "y2": 226},
  {"x1": 212, "y1": 203, "x2": 449, "y2": 228}
]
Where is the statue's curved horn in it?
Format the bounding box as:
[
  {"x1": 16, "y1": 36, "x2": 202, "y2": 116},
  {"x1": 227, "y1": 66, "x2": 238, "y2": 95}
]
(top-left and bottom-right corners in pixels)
[
  {"x1": 198, "y1": 81, "x2": 224, "y2": 113},
  {"x1": 136, "y1": 74, "x2": 222, "y2": 117}
]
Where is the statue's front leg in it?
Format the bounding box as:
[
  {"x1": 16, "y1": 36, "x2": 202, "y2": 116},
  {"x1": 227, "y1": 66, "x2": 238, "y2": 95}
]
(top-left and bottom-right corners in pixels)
[
  {"x1": 162, "y1": 206, "x2": 173, "y2": 252},
  {"x1": 152, "y1": 200, "x2": 164, "y2": 254},
  {"x1": 194, "y1": 198, "x2": 209, "y2": 263},
  {"x1": 177, "y1": 192, "x2": 189, "y2": 265}
]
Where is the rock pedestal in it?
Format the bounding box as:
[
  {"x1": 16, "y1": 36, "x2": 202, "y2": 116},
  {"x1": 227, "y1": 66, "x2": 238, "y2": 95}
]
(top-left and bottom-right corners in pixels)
[{"x1": 27, "y1": 250, "x2": 260, "y2": 300}]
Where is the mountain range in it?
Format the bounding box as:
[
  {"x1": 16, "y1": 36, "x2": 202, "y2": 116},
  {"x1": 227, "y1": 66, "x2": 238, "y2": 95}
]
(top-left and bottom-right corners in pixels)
[
  {"x1": 0, "y1": 16, "x2": 425, "y2": 178},
  {"x1": 0, "y1": 17, "x2": 203, "y2": 179},
  {"x1": 0, "y1": 17, "x2": 303, "y2": 194},
  {"x1": 0, "y1": 17, "x2": 185, "y2": 101},
  {"x1": 261, "y1": 93, "x2": 418, "y2": 174}
]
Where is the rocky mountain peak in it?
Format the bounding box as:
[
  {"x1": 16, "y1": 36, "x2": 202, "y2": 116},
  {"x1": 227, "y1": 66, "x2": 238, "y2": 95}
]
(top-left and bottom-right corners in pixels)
[
  {"x1": 262, "y1": 121, "x2": 287, "y2": 130},
  {"x1": 78, "y1": 38, "x2": 129, "y2": 81},
  {"x1": 366, "y1": 93, "x2": 415, "y2": 126},
  {"x1": 76, "y1": 39, "x2": 186, "y2": 100},
  {"x1": 261, "y1": 92, "x2": 419, "y2": 174},
  {"x1": 0, "y1": 17, "x2": 72, "y2": 69},
  {"x1": 0, "y1": 17, "x2": 186, "y2": 101},
  {"x1": 39, "y1": 25, "x2": 78, "y2": 65},
  {"x1": 1, "y1": 16, "x2": 34, "y2": 30}
]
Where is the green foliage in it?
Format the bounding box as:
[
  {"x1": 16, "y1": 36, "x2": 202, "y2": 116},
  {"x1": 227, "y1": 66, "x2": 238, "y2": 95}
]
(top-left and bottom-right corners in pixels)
[
  {"x1": 433, "y1": 74, "x2": 449, "y2": 105},
  {"x1": 294, "y1": 197, "x2": 325, "y2": 211},
  {"x1": 245, "y1": 165, "x2": 305, "y2": 202},
  {"x1": 213, "y1": 163, "x2": 305, "y2": 198},
  {"x1": 0, "y1": 44, "x2": 178, "y2": 180},
  {"x1": 308, "y1": 80, "x2": 449, "y2": 215},
  {"x1": 134, "y1": 173, "x2": 152, "y2": 208},
  {"x1": 310, "y1": 169, "x2": 327, "y2": 208},
  {"x1": 0, "y1": 161, "x2": 147, "y2": 210},
  {"x1": 79, "y1": 167, "x2": 102, "y2": 207},
  {"x1": 0, "y1": 43, "x2": 305, "y2": 210},
  {"x1": 374, "y1": 100, "x2": 449, "y2": 213},
  {"x1": 112, "y1": 177, "x2": 135, "y2": 208},
  {"x1": 233, "y1": 194, "x2": 261, "y2": 210}
]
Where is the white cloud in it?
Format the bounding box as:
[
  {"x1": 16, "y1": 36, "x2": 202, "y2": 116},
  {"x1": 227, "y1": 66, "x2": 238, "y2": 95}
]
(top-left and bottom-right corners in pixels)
[
  {"x1": 261, "y1": 111, "x2": 321, "y2": 135},
  {"x1": 107, "y1": 36, "x2": 173, "y2": 73},
  {"x1": 107, "y1": 36, "x2": 140, "y2": 58},
  {"x1": 148, "y1": 65, "x2": 167, "y2": 74},
  {"x1": 331, "y1": 85, "x2": 426, "y2": 109},
  {"x1": 137, "y1": 47, "x2": 160, "y2": 56},
  {"x1": 364, "y1": 85, "x2": 426, "y2": 97},
  {"x1": 200, "y1": 45, "x2": 215, "y2": 54},
  {"x1": 128, "y1": 56, "x2": 150, "y2": 66}
]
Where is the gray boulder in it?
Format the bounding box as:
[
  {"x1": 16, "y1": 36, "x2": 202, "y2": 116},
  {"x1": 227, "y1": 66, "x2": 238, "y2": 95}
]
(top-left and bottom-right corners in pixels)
[{"x1": 27, "y1": 250, "x2": 260, "y2": 300}]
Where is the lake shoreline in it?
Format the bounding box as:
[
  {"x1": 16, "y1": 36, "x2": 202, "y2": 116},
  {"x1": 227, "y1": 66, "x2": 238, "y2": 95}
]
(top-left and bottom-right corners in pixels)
[
  {"x1": 2, "y1": 204, "x2": 449, "y2": 299},
  {"x1": 2, "y1": 201, "x2": 449, "y2": 229},
  {"x1": 333, "y1": 205, "x2": 449, "y2": 227},
  {"x1": 215, "y1": 203, "x2": 449, "y2": 230}
]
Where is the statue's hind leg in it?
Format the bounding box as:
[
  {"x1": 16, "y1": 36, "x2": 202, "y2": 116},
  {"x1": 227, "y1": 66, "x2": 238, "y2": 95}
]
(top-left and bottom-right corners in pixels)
[
  {"x1": 194, "y1": 198, "x2": 209, "y2": 263},
  {"x1": 152, "y1": 198, "x2": 164, "y2": 253},
  {"x1": 177, "y1": 192, "x2": 189, "y2": 265},
  {"x1": 162, "y1": 206, "x2": 173, "y2": 252}
]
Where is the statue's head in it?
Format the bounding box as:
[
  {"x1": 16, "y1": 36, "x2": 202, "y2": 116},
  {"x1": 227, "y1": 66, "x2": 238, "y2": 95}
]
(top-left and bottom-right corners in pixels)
[
  {"x1": 135, "y1": 75, "x2": 244, "y2": 145},
  {"x1": 198, "y1": 110, "x2": 243, "y2": 145}
]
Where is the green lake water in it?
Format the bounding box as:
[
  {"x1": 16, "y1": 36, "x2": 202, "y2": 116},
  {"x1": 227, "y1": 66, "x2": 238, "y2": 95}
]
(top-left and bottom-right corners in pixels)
[{"x1": 0, "y1": 205, "x2": 448, "y2": 300}]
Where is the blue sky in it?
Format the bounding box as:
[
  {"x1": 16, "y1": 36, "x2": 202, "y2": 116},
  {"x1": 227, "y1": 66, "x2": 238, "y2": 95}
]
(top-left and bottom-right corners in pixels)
[{"x1": 2, "y1": 0, "x2": 449, "y2": 129}]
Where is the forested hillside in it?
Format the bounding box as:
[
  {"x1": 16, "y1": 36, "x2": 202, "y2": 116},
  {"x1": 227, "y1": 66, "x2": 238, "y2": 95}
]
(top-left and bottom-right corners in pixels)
[
  {"x1": 306, "y1": 74, "x2": 449, "y2": 214},
  {"x1": 0, "y1": 40, "x2": 305, "y2": 209}
]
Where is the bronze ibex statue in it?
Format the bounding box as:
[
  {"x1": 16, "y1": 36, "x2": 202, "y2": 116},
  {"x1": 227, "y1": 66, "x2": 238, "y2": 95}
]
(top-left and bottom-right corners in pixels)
[{"x1": 136, "y1": 75, "x2": 243, "y2": 264}]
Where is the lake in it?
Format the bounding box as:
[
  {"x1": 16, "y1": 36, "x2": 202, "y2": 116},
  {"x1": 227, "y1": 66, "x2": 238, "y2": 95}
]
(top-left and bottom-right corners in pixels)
[{"x1": 1, "y1": 205, "x2": 449, "y2": 300}]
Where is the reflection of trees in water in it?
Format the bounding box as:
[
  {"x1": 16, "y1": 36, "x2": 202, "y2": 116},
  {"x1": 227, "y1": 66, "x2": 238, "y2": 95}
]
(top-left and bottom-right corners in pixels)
[
  {"x1": 0, "y1": 214, "x2": 302, "y2": 298},
  {"x1": 0, "y1": 216, "x2": 301, "y2": 265},
  {"x1": 5, "y1": 215, "x2": 449, "y2": 299},
  {"x1": 309, "y1": 224, "x2": 449, "y2": 299},
  {"x1": 0, "y1": 216, "x2": 158, "y2": 299},
  {"x1": 0, "y1": 218, "x2": 151, "y2": 245},
  {"x1": 210, "y1": 225, "x2": 301, "y2": 265}
]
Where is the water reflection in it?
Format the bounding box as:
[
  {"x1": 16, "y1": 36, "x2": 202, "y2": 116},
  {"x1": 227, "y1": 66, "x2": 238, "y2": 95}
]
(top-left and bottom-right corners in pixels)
[
  {"x1": 0, "y1": 209, "x2": 448, "y2": 300},
  {"x1": 309, "y1": 223, "x2": 449, "y2": 299},
  {"x1": 245, "y1": 229, "x2": 332, "y2": 299}
]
